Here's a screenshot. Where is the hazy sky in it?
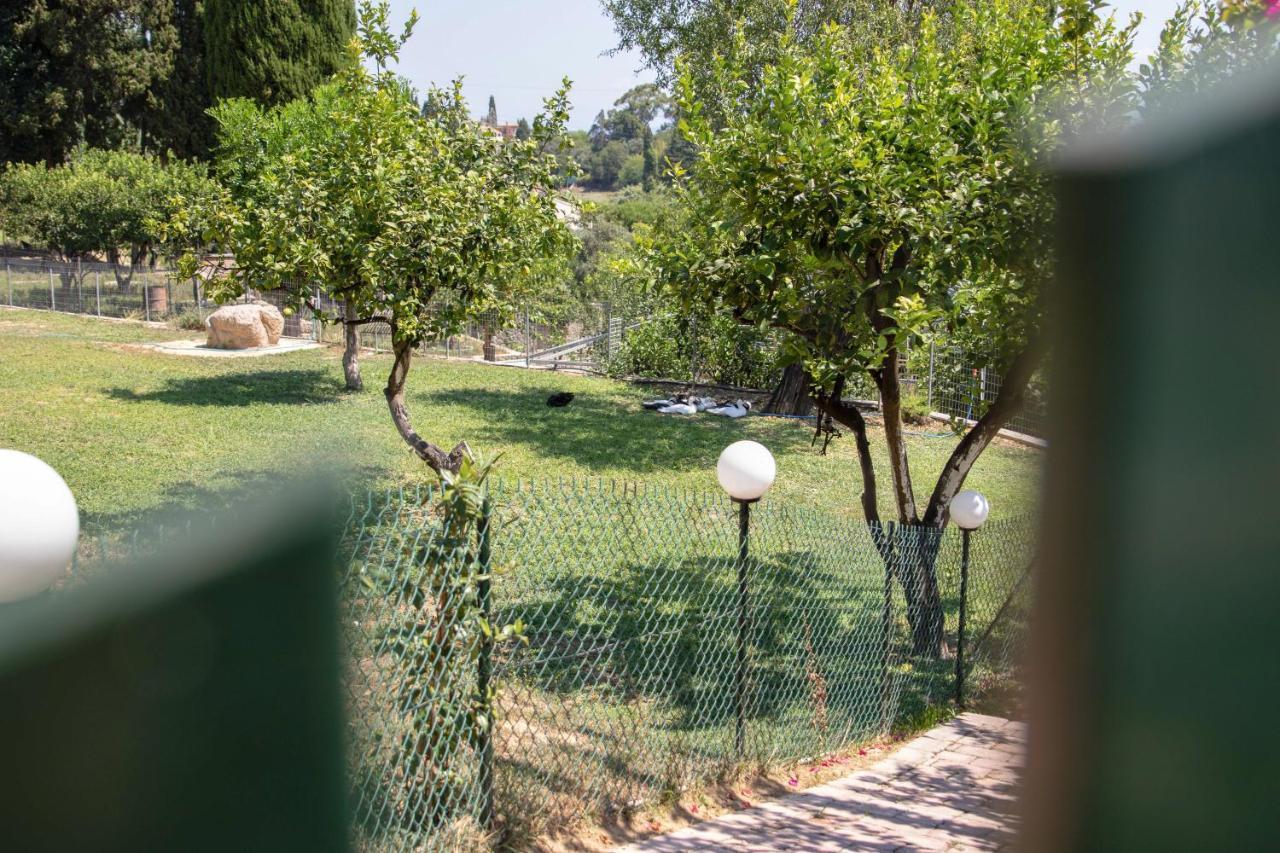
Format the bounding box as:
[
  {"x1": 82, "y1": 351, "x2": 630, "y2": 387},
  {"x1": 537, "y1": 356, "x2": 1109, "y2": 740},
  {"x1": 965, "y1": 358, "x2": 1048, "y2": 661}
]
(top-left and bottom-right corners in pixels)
[{"x1": 383, "y1": 0, "x2": 1181, "y2": 130}]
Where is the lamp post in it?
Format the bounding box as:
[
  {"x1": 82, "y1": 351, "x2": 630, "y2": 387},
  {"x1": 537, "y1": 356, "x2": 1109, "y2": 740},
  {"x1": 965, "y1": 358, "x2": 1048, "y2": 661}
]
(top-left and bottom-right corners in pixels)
[
  {"x1": 0, "y1": 450, "x2": 80, "y2": 603},
  {"x1": 716, "y1": 440, "x2": 776, "y2": 759},
  {"x1": 949, "y1": 489, "x2": 989, "y2": 708}
]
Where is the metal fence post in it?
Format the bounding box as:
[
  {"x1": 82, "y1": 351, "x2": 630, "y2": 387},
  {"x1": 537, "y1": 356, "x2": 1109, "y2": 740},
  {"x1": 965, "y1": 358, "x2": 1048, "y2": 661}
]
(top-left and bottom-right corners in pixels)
[
  {"x1": 49, "y1": 267, "x2": 55, "y2": 310},
  {"x1": 927, "y1": 342, "x2": 936, "y2": 411},
  {"x1": 95, "y1": 271, "x2": 101, "y2": 316},
  {"x1": 524, "y1": 307, "x2": 531, "y2": 368},
  {"x1": 5, "y1": 261, "x2": 11, "y2": 306},
  {"x1": 878, "y1": 522, "x2": 896, "y2": 730},
  {"x1": 954, "y1": 528, "x2": 972, "y2": 709},
  {"x1": 144, "y1": 280, "x2": 151, "y2": 323},
  {"x1": 734, "y1": 498, "x2": 755, "y2": 759},
  {"x1": 475, "y1": 497, "x2": 496, "y2": 830}
]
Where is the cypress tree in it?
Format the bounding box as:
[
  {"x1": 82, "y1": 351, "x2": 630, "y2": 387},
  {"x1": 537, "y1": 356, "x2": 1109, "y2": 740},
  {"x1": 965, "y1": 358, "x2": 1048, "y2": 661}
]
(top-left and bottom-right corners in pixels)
[
  {"x1": 145, "y1": 0, "x2": 214, "y2": 159},
  {"x1": 0, "y1": 0, "x2": 177, "y2": 164},
  {"x1": 204, "y1": 0, "x2": 356, "y2": 107},
  {"x1": 641, "y1": 126, "x2": 655, "y2": 192}
]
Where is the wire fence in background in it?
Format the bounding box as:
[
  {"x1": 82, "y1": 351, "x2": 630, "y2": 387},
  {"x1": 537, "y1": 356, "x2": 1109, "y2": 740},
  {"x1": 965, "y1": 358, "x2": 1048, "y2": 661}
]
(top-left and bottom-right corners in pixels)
[
  {"x1": 5, "y1": 258, "x2": 1047, "y2": 436},
  {"x1": 902, "y1": 342, "x2": 1049, "y2": 438}
]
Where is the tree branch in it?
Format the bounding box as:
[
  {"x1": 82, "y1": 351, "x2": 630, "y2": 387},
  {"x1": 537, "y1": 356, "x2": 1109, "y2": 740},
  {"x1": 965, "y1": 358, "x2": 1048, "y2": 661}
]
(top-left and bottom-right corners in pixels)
[
  {"x1": 384, "y1": 331, "x2": 469, "y2": 475},
  {"x1": 813, "y1": 374, "x2": 881, "y2": 522},
  {"x1": 921, "y1": 340, "x2": 1043, "y2": 527}
]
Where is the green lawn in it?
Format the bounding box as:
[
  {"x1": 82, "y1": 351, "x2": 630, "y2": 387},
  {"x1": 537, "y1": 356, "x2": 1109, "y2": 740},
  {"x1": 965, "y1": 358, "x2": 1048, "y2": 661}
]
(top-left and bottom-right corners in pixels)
[{"x1": 0, "y1": 308, "x2": 1041, "y2": 533}]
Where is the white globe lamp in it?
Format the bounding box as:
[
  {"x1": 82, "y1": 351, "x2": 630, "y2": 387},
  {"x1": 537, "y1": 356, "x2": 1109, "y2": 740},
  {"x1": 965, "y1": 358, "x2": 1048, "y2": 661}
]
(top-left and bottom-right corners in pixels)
[
  {"x1": 716, "y1": 440, "x2": 776, "y2": 503},
  {"x1": 949, "y1": 489, "x2": 990, "y2": 530},
  {"x1": 948, "y1": 488, "x2": 988, "y2": 709},
  {"x1": 716, "y1": 439, "x2": 776, "y2": 760},
  {"x1": 0, "y1": 449, "x2": 79, "y2": 603}
]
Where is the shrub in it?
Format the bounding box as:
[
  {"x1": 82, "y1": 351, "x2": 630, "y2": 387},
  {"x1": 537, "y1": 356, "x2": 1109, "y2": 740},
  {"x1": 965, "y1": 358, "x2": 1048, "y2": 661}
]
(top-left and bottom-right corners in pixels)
[
  {"x1": 605, "y1": 309, "x2": 782, "y2": 388},
  {"x1": 901, "y1": 389, "x2": 932, "y2": 425},
  {"x1": 171, "y1": 311, "x2": 208, "y2": 332}
]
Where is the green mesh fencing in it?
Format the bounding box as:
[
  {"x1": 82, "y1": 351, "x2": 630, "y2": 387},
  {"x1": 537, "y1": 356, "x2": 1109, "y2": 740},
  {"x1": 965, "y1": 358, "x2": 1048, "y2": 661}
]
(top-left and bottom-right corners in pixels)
[{"x1": 335, "y1": 480, "x2": 1036, "y2": 850}]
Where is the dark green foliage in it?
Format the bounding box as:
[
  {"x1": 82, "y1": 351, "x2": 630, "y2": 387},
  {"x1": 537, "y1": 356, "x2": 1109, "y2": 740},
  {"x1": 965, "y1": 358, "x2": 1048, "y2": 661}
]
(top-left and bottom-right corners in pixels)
[
  {"x1": 562, "y1": 84, "x2": 674, "y2": 190},
  {"x1": 0, "y1": 0, "x2": 178, "y2": 164},
  {"x1": 515, "y1": 117, "x2": 531, "y2": 140},
  {"x1": 144, "y1": 0, "x2": 214, "y2": 159},
  {"x1": 641, "y1": 126, "x2": 656, "y2": 192},
  {"x1": 606, "y1": 310, "x2": 782, "y2": 388},
  {"x1": 203, "y1": 0, "x2": 355, "y2": 107}
]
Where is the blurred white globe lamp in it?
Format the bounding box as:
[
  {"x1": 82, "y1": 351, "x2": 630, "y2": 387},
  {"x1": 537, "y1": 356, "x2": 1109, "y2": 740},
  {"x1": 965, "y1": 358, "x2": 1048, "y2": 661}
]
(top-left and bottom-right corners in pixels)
[
  {"x1": 948, "y1": 489, "x2": 989, "y2": 708},
  {"x1": 0, "y1": 449, "x2": 79, "y2": 603},
  {"x1": 716, "y1": 440, "x2": 775, "y2": 758}
]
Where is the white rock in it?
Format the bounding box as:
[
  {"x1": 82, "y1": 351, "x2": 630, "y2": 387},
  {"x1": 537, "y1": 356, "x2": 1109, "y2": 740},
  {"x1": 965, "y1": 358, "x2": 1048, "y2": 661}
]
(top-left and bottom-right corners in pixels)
[{"x1": 206, "y1": 303, "x2": 285, "y2": 349}]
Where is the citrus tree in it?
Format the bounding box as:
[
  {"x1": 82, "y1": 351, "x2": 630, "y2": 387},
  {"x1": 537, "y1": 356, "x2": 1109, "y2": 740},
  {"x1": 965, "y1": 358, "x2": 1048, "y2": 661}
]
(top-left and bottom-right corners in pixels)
[
  {"x1": 0, "y1": 148, "x2": 213, "y2": 291},
  {"x1": 180, "y1": 1, "x2": 574, "y2": 473},
  {"x1": 650, "y1": 0, "x2": 1138, "y2": 654}
]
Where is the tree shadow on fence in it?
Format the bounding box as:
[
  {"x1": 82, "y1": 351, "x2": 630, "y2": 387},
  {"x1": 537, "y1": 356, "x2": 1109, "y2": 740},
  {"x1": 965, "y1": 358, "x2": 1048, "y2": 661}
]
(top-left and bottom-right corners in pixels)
[{"x1": 483, "y1": 545, "x2": 896, "y2": 819}]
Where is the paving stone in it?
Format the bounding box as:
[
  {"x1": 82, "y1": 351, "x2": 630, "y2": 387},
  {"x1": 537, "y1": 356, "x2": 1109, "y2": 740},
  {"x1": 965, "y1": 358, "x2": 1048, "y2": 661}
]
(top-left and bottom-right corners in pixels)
[{"x1": 623, "y1": 716, "x2": 1024, "y2": 853}]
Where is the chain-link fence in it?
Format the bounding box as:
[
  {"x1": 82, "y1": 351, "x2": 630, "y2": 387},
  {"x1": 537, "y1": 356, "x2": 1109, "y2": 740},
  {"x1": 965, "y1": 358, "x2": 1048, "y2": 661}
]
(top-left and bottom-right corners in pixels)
[
  {"x1": 336, "y1": 480, "x2": 1036, "y2": 850},
  {"x1": 71, "y1": 477, "x2": 1034, "y2": 849},
  {"x1": 1, "y1": 258, "x2": 188, "y2": 321}
]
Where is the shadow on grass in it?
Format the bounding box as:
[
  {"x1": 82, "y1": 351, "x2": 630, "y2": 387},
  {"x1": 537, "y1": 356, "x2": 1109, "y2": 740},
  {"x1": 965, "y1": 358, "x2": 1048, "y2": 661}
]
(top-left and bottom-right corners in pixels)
[
  {"x1": 418, "y1": 386, "x2": 811, "y2": 473},
  {"x1": 494, "y1": 549, "x2": 888, "y2": 739},
  {"x1": 79, "y1": 463, "x2": 391, "y2": 544},
  {"x1": 105, "y1": 368, "x2": 346, "y2": 407}
]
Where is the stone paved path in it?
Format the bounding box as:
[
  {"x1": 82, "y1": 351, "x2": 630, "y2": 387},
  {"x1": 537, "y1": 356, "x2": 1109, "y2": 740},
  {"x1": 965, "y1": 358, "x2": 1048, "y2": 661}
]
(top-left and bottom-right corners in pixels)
[{"x1": 626, "y1": 713, "x2": 1023, "y2": 852}]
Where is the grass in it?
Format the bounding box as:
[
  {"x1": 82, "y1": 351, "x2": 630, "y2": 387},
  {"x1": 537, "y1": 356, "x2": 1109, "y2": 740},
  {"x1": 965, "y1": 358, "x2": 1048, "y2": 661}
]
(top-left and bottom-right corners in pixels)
[
  {"x1": 0, "y1": 307, "x2": 1039, "y2": 844},
  {"x1": 0, "y1": 307, "x2": 1041, "y2": 533}
]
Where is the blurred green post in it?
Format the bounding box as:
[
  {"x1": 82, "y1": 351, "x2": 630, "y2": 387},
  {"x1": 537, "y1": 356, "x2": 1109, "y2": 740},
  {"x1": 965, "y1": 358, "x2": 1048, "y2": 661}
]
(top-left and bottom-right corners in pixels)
[{"x1": 0, "y1": 487, "x2": 348, "y2": 852}]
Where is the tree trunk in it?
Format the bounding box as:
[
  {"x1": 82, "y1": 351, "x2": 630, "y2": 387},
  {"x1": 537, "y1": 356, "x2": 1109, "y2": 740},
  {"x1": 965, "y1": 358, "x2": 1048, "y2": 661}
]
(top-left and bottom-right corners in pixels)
[
  {"x1": 819, "y1": 367, "x2": 946, "y2": 658},
  {"x1": 814, "y1": 375, "x2": 879, "y2": 521},
  {"x1": 107, "y1": 249, "x2": 134, "y2": 294},
  {"x1": 385, "y1": 338, "x2": 469, "y2": 475},
  {"x1": 765, "y1": 362, "x2": 813, "y2": 415},
  {"x1": 874, "y1": 347, "x2": 920, "y2": 526},
  {"x1": 482, "y1": 324, "x2": 496, "y2": 362},
  {"x1": 342, "y1": 297, "x2": 362, "y2": 391},
  {"x1": 890, "y1": 531, "x2": 948, "y2": 658}
]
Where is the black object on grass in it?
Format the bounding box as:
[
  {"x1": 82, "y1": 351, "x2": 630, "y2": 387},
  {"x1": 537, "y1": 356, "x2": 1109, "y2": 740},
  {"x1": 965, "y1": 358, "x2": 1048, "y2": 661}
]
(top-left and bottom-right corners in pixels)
[{"x1": 547, "y1": 392, "x2": 575, "y2": 407}]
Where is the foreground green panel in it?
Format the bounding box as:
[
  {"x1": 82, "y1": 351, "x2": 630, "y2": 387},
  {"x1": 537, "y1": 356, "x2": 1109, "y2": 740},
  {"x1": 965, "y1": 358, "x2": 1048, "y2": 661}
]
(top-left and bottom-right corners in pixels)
[
  {"x1": 1031, "y1": 67, "x2": 1280, "y2": 850},
  {"x1": 0, "y1": 490, "x2": 347, "y2": 852}
]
